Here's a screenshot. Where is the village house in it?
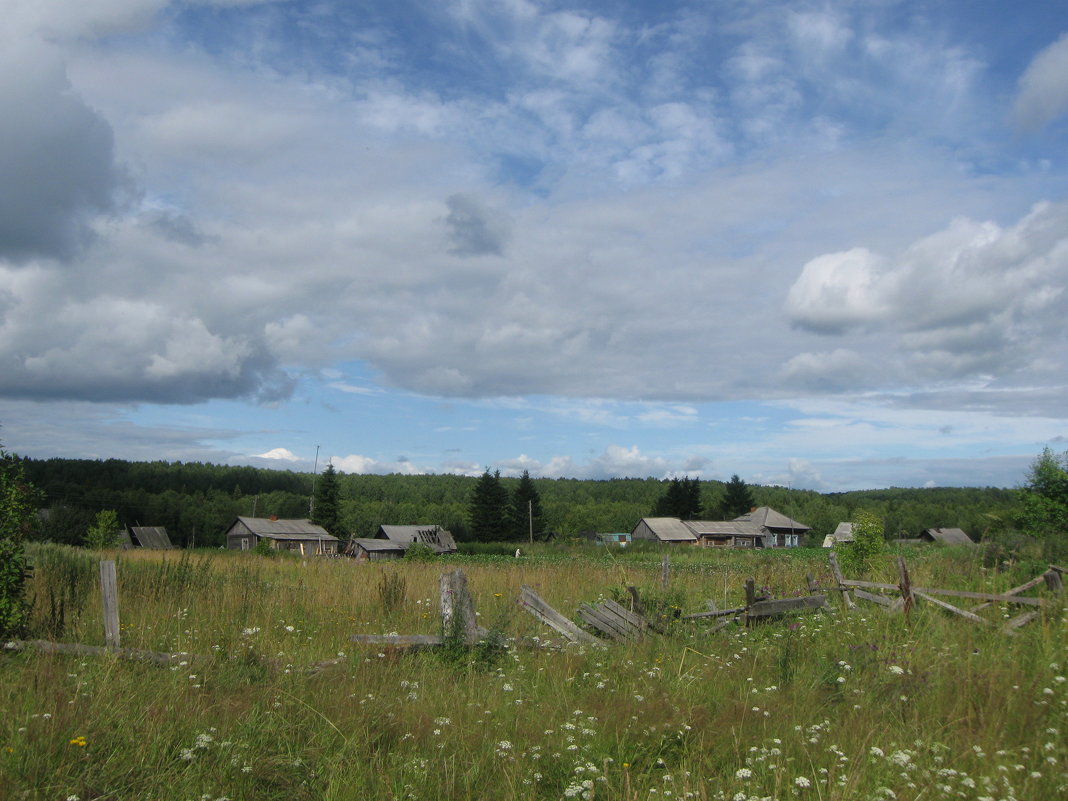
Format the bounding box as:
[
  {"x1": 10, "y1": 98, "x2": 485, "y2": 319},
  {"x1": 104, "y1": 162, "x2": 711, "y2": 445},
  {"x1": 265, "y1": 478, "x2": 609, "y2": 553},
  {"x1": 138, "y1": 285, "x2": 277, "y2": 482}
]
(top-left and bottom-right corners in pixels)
[
  {"x1": 224, "y1": 516, "x2": 339, "y2": 554},
  {"x1": 344, "y1": 524, "x2": 457, "y2": 561},
  {"x1": 631, "y1": 507, "x2": 811, "y2": 548}
]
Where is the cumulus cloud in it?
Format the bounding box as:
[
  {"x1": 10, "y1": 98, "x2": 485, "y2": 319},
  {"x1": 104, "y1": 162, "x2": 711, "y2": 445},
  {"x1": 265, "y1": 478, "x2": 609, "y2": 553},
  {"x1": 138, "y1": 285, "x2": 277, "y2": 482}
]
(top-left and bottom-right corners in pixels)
[
  {"x1": 255, "y1": 447, "x2": 299, "y2": 461},
  {"x1": 1014, "y1": 32, "x2": 1068, "y2": 130}
]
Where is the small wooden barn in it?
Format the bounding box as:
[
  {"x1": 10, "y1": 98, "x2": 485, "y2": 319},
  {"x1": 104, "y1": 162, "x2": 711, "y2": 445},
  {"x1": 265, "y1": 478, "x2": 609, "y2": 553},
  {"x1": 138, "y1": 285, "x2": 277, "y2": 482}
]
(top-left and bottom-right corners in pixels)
[
  {"x1": 344, "y1": 524, "x2": 458, "y2": 561},
  {"x1": 224, "y1": 516, "x2": 339, "y2": 554},
  {"x1": 822, "y1": 522, "x2": 854, "y2": 548},
  {"x1": 920, "y1": 527, "x2": 974, "y2": 546},
  {"x1": 689, "y1": 520, "x2": 766, "y2": 548},
  {"x1": 129, "y1": 526, "x2": 176, "y2": 549},
  {"x1": 630, "y1": 517, "x2": 699, "y2": 544}
]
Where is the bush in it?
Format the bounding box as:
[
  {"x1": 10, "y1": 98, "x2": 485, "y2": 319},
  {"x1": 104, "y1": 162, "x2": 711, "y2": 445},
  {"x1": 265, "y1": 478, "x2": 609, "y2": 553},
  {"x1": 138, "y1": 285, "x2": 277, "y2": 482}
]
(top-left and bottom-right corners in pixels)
[
  {"x1": 404, "y1": 542, "x2": 438, "y2": 561},
  {"x1": 85, "y1": 509, "x2": 120, "y2": 550},
  {"x1": 1, "y1": 449, "x2": 37, "y2": 638}
]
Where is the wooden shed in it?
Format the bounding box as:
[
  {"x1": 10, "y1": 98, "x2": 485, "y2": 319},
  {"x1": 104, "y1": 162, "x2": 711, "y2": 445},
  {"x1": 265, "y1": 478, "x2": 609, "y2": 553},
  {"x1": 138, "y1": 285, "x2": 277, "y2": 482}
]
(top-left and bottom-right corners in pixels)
[
  {"x1": 129, "y1": 526, "x2": 175, "y2": 550},
  {"x1": 919, "y1": 527, "x2": 974, "y2": 546},
  {"x1": 822, "y1": 522, "x2": 854, "y2": 548},
  {"x1": 224, "y1": 516, "x2": 339, "y2": 554},
  {"x1": 343, "y1": 524, "x2": 457, "y2": 559},
  {"x1": 630, "y1": 517, "x2": 699, "y2": 544}
]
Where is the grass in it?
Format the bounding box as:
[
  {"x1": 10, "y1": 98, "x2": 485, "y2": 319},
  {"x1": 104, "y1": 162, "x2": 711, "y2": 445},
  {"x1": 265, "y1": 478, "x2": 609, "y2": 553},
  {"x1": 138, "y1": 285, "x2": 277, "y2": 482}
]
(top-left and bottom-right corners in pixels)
[{"x1": 1, "y1": 543, "x2": 1066, "y2": 800}]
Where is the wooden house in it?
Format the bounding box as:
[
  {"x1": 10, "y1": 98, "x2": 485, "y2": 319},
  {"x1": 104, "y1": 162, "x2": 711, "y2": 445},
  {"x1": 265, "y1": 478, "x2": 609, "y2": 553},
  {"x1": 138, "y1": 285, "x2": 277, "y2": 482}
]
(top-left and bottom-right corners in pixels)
[
  {"x1": 919, "y1": 527, "x2": 974, "y2": 546},
  {"x1": 630, "y1": 517, "x2": 699, "y2": 544},
  {"x1": 688, "y1": 520, "x2": 766, "y2": 548},
  {"x1": 733, "y1": 507, "x2": 810, "y2": 547},
  {"x1": 224, "y1": 516, "x2": 339, "y2": 554},
  {"x1": 344, "y1": 524, "x2": 457, "y2": 561},
  {"x1": 822, "y1": 522, "x2": 854, "y2": 548}
]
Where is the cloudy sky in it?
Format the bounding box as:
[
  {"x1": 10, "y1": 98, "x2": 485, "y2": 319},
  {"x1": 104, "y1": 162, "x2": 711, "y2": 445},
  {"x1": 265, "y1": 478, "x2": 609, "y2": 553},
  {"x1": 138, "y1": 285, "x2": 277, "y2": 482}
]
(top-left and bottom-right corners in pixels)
[{"x1": 2, "y1": 0, "x2": 1067, "y2": 491}]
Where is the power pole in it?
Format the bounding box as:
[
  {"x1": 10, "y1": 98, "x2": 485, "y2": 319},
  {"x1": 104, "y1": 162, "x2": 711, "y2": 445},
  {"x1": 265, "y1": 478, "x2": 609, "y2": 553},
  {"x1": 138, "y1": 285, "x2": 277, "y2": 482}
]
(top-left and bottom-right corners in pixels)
[
  {"x1": 528, "y1": 499, "x2": 533, "y2": 545},
  {"x1": 309, "y1": 444, "x2": 320, "y2": 517}
]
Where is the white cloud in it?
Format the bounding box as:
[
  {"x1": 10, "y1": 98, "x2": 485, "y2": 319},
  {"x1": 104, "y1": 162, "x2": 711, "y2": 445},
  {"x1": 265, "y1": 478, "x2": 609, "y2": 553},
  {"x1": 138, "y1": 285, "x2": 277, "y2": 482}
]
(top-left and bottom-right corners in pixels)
[
  {"x1": 1014, "y1": 33, "x2": 1068, "y2": 130},
  {"x1": 255, "y1": 447, "x2": 299, "y2": 461}
]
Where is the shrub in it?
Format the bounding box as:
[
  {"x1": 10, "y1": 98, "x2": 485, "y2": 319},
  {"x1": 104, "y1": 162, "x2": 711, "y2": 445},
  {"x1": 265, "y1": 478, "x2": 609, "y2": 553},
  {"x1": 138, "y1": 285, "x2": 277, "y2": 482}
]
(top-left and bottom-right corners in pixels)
[
  {"x1": 85, "y1": 509, "x2": 120, "y2": 550},
  {"x1": 404, "y1": 542, "x2": 437, "y2": 561},
  {"x1": 0, "y1": 448, "x2": 37, "y2": 638}
]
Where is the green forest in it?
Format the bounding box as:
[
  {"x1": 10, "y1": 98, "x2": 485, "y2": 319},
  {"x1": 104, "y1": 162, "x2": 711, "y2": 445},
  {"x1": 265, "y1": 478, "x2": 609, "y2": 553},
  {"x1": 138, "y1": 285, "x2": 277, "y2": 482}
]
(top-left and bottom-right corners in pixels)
[{"x1": 15, "y1": 456, "x2": 1025, "y2": 549}]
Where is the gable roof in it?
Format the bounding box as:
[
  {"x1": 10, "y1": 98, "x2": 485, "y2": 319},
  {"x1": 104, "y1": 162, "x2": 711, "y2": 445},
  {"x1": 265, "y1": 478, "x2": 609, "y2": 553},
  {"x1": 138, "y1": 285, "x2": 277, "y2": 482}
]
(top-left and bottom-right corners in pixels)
[
  {"x1": 687, "y1": 520, "x2": 767, "y2": 538},
  {"x1": 232, "y1": 516, "x2": 338, "y2": 541},
  {"x1": 349, "y1": 538, "x2": 408, "y2": 553},
  {"x1": 921, "y1": 527, "x2": 974, "y2": 546},
  {"x1": 129, "y1": 526, "x2": 175, "y2": 549},
  {"x1": 632, "y1": 517, "x2": 699, "y2": 542},
  {"x1": 733, "y1": 506, "x2": 811, "y2": 532}
]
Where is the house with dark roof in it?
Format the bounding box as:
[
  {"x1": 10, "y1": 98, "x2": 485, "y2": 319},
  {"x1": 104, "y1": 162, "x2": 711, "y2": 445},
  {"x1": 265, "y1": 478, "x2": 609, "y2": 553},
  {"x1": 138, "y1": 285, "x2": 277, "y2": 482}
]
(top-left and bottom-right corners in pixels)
[
  {"x1": 688, "y1": 520, "x2": 767, "y2": 548},
  {"x1": 632, "y1": 507, "x2": 811, "y2": 548},
  {"x1": 919, "y1": 527, "x2": 974, "y2": 546},
  {"x1": 224, "y1": 516, "x2": 339, "y2": 554}
]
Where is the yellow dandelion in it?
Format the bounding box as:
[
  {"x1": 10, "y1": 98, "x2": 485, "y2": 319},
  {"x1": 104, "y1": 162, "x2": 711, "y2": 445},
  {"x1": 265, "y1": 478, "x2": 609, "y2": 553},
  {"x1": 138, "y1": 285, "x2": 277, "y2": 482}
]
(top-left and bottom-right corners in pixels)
[{"x1": 69, "y1": 736, "x2": 87, "y2": 747}]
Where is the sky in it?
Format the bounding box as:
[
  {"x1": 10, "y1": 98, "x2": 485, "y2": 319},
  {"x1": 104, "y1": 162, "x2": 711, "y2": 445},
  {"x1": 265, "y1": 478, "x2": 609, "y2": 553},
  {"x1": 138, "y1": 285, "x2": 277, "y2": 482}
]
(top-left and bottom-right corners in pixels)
[{"x1": 2, "y1": 0, "x2": 1068, "y2": 492}]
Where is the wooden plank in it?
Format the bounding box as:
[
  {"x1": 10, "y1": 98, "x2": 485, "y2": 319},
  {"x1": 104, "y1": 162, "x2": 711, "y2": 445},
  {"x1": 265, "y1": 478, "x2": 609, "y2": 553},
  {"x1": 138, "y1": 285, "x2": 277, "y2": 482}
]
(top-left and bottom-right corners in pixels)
[
  {"x1": 841, "y1": 579, "x2": 900, "y2": 590},
  {"x1": 577, "y1": 604, "x2": 631, "y2": 640},
  {"x1": 4, "y1": 639, "x2": 178, "y2": 666},
  {"x1": 1003, "y1": 611, "x2": 1040, "y2": 635},
  {"x1": 844, "y1": 580, "x2": 1043, "y2": 605},
  {"x1": 914, "y1": 591, "x2": 988, "y2": 624},
  {"x1": 598, "y1": 606, "x2": 645, "y2": 636},
  {"x1": 681, "y1": 606, "x2": 746, "y2": 620},
  {"x1": 853, "y1": 588, "x2": 893, "y2": 607},
  {"x1": 518, "y1": 586, "x2": 603, "y2": 646},
  {"x1": 99, "y1": 560, "x2": 120, "y2": 649},
  {"x1": 972, "y1": 572, "x2": 1050, "y2": 611},
  {"x1": 594, "y1": 602, "x2": 643, "y2": 637},
  {"x1": 350, "y1": 634, "x2": 444, "y2": 650},
  {"x1": 747, "y1": 595, "x2": 827, "y2": 618},
  {"x1": 439, "y1": 569, "x2": 479, "y2": 645},
  {"x1": 705, "y1": 616, "x2": 740, "y2": 635}
]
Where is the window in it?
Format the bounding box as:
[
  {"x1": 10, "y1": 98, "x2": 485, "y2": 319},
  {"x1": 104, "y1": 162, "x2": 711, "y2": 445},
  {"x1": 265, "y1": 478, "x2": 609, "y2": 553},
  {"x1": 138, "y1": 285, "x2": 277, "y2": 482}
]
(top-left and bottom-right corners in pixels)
[{"x1": 240, "y1": 537, "x2": 250, "y2": 550}]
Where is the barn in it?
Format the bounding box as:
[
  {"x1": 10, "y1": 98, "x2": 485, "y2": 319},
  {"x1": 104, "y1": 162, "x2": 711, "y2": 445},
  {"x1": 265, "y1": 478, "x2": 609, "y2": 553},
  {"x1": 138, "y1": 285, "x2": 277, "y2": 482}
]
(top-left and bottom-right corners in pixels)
[{"x1": 224, "y1": 516, "x2": 339, "y2": 554}]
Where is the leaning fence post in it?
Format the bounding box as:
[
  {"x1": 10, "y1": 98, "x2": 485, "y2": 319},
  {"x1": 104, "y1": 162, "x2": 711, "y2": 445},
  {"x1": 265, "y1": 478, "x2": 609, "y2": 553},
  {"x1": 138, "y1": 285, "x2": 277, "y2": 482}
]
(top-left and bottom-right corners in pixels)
[
  {"x1": 99, "y1": 560, "x2": 120, "y2": 649},
  {"x1": 896, "y1": 556, "x2": 914, "y2": 617},
  {"x1": 439, "y1": 569, "x2": 479, "y2": 645},
  {"x1": 827, "y1": 551, "x2": 855, "y2": 610}
]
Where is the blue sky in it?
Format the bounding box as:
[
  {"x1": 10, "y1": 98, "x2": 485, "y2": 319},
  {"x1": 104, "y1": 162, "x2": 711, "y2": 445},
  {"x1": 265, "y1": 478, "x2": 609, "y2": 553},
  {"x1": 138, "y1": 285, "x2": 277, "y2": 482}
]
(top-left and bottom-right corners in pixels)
[{"x1": 2, "y1": 0, "x2": 1068, "y2": 490}]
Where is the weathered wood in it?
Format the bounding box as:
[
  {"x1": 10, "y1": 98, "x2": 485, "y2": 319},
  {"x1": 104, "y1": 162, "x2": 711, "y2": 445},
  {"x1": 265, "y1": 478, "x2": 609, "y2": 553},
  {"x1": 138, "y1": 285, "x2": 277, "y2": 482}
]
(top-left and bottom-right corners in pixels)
[
  {"x1": 747, "y1": 595, "x2": 827, "y2": 618},
  {"x1": 1045, "y1": 569, "x2": 1064, "y2": 594},
  {"x1": 840, "y1": 579, "x2": 901, "y2": 590},
  {"x1": 99, "y1": 560, "x2": 120, "y2": 649},
  {"x1": 806, "y1": 572, "x2": 818, "y2": 593},
  {"x1": 705, "y1": 598, "x2": 718, "y2": 612},
  {"x1": 350, "y1": 634, "x2": 444, "y2": 650},
  {"x1": 578, "y1": 604, "x2": 632, "y2": 640},
  {"x1": 4, "y1": 639, "x2": 178, "y2": 666},
  {"x1": 971, "y1": 572, "x2": 1050, "y2": 611},
  {"x1": 626, "y1": 586, "x2": 645, "y2": 616},
  {"x1": 896, "y1": 556, "x2": 914, "y2": 617},
  {"x1": 1003, "y1": 611, "x2": 1040, "y2": 635},
  {"x1": 853, "y1": 588, "x2": 893, "y2": 607},
  {"x1": 439, "y1": 569, "x2": 480, "y2": 645},
  {"x1": 704, "y1": 616, "x2": 740, "y2": 635},
  {"x1": 601, "y1": 599, "x2": 649, "y2": 633},
  {"x1": 914, "y1": 591, "x2": 988, "y2": 624},
  {"x1": 844, "y1": 579, "x2": 1044, "y2": 605},
  {"x1": 827, "y1": 551, "x2": 856, "y2": 609},
  {"x1": 661, "y1": 553, "x2": 670, "y2": 590},
  {"x1": 745, "y1": 578, "x2": 756, "y2": 608},
  {"x1": 518, "y1": 586, "x2": 603, "y2": 646},
  {"x1": 681, "y1": 606, "x2": 746, "y2": 620}
]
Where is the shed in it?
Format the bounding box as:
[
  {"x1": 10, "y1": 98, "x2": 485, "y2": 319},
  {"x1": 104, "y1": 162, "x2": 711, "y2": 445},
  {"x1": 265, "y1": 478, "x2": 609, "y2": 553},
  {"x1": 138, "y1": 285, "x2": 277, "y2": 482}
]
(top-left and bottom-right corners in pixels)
[
  {"x1": 689, "y1": 520, "x2": 766, "y2": 548},
  {"x1": 129, "y1": 526, "x2": 175, "y2": 550},
  {"x1": 630, "y1": 517, "x2": 698, "y2": 544},
  {"x1": 822, "y1": 522, "x2": 854, "y2": 548},
  {"x1": 224, "y1": 516, "x2": 339, "y2": 554},
  {"x1": 346, "y1": 538, "x2": 409, "y2": 561},
  {"x1": 376, "y1": 524, "x2": 458, "y2": 554},
  {"x1": 919, "y1": 527, "x2": 974, "y2": 546}
]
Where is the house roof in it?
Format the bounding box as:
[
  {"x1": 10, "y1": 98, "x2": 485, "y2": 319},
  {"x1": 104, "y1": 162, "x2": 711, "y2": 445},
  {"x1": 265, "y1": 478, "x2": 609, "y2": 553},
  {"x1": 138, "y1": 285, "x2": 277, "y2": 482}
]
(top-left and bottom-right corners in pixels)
[
  {"x1": 734, "y1": 506, "x2": 811, "y2": 532},
  {"x1": 129, "y1": 526, "x2": 175, "y2": 549},
  {"x1": 232, "y1": 516, "x2": 338, "y2": 541},
  {"x1": 633, "y1": 517, "x2": 699, "y2": 542},
  {"x1": 831, "y1": 522, "x2": 854, "y2": 541},
  {"x1": 921, "y1": 527, "x2": 974, "y2": 546},
  {"x1": 377, "y1": 524, "x2": 457, "y2": 553},
  {"x1": 349, "y1": 538, "x2": 408, "y2": 552},
  {"x1": 688, "y1": 520, "x2": 766, "y2": 538}
]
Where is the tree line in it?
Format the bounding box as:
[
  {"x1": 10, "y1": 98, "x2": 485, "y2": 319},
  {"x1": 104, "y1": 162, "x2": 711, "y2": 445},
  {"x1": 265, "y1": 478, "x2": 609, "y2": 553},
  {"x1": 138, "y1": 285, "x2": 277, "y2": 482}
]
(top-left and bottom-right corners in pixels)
[{"x1": 11, "y1": 454, "x2": 1034, "y2": 548}]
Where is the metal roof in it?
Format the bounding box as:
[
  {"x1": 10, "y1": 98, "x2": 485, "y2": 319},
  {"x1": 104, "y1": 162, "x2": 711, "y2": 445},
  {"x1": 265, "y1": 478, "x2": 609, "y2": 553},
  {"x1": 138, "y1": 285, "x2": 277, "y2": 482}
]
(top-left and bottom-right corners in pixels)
[
  {"x1": 232, "y1": 516, "x2": 338, "y2": 541},
  {"x1": 129, "y1": 526, "x2": 175, "y2": 549},
  {"x1": 734, "y1": 506, "x2": 811, "y2": 532},
  {"x1": 633, "y1": 517, "x2": 699, "y2": 541}
]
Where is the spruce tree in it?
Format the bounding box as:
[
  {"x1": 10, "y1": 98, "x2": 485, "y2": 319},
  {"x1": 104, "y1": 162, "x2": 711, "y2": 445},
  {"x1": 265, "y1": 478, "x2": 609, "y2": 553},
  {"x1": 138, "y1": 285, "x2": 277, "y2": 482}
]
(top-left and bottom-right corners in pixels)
[
  {"x1": 651, "y1": 477, "x2": 703, "y2": 519},
  {"x1": 311, "y1": 462, "x2": 342, "y2": 537},
  {"x1": 721, "y1": 474, "x2": 755, "y2": 518},
  {"x1": 508, "y1": 470, "x2": 544, "y2": 541},
  {"x1": 468, "y1": 469, "x2": 509, "y2": 542}
]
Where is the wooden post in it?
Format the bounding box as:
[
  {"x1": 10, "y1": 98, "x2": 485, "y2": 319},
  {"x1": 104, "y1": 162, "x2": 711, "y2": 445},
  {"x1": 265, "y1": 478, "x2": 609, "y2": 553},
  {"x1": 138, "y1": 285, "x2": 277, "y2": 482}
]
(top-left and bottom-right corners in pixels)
[
  {"x1": 439, "y1": 569, "x2": 479, "y2": 645},
  {"x1": 744, "y1": 578, "x2": 756, "y2": 608},
  {"x1": 627, "y1": 586, "x2": 645, "y2": 616},
  {"x1": 1044, "y1": 569, "x2": 1064, "y2": 595},
  {"x1": 827, "y1": 551, "x2": 855, "y2": 609},
  {"x1": 661, "y1": 553, "x2": 670, "y2": 590},
  {"x1": 896, "y1": 556, "x2": 914, "y2": 617},
  {"x1": 99, "y1": 560, "x2": 120, "y2": 649},
  {"x1": 806, "y1": 572, "x2": 818, "y2": 593}
]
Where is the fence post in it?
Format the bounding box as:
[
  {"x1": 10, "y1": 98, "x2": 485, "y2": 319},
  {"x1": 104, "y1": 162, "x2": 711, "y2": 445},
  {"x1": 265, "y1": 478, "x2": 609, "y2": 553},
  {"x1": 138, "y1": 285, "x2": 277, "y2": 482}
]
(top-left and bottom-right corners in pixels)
[
  {"x1": 896, "y1": 556, "x2": 914, "y2": 617},
  {"x1": 99, "y1": 560, "x2": 120, "y2": 649},
  {"x1": 661, "y1": 553, "x2": 670, "y2": 590}
]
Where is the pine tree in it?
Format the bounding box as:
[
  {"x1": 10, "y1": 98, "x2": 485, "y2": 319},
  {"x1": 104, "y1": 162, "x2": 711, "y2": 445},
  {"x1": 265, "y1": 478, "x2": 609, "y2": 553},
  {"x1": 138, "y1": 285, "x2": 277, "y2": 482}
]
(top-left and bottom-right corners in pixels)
[
  {"x1": 508, "y1": 470, "x2": 544, "y2": 541},
  {"x1": 721, "y1": 474, "x2": 755, "y2": 518},
  {"x1": 311, "y1": 463, "x2": 342, "y2": 537},
  {"x1": 651, "y1": 477, "x2": 703, "y2": 519},
  {"x1": 468, "y1": 469, "x2": 509, "y2": 542}
]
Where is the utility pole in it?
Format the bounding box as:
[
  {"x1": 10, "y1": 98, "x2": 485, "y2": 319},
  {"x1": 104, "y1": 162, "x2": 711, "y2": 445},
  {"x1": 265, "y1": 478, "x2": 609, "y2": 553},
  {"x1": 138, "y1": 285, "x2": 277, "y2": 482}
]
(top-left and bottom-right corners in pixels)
[
  {"x1": 309, "y1": 444, "x2": 320, "y2": 517},
  {"x1": 528, "y1": 499, "x2": 533, "y2": 545}
]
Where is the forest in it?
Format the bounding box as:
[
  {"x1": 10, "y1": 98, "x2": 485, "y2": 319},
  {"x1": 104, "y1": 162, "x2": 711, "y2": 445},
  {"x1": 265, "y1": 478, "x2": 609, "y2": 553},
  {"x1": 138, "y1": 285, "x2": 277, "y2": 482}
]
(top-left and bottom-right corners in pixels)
[{"x1": 17, "y1": 456, "x2": 1022, "y2": 549}]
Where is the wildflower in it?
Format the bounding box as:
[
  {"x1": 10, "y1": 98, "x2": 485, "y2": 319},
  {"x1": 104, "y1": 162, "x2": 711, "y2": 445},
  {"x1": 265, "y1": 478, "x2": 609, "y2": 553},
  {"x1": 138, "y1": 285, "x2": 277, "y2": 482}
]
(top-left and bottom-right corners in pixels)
[
  {"x1": 888, "y1": 665, "x2": 905, "y2": 675},
  {"x1": 795, "y1": 776, "x2": 811, "y2": 788},
  {"x1": 735, "y1": 768, "x2": 752, "y2": 779},
  {"x1": 68, "y1": 736, "x2": 87, "y2": 747}
]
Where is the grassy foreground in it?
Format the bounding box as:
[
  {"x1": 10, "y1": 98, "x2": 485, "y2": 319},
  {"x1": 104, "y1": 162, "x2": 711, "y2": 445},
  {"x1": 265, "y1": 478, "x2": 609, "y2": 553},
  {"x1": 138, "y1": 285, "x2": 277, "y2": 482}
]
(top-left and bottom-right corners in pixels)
[{"x1": 2, "y1": 544, "x2": 1066, "y2": 801}]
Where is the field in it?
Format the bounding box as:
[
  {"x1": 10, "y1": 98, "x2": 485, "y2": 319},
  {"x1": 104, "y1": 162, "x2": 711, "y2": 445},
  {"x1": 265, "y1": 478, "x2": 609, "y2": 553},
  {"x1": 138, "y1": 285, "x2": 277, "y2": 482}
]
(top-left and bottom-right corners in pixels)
[{"x1": 2, "y1": 543, "x2": 1066, "y2": 801}]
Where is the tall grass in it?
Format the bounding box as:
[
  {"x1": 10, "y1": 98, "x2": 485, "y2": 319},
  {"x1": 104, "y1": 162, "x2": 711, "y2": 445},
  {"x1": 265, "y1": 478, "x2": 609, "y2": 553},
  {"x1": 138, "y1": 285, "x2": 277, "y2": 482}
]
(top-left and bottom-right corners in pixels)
[{"x1": 2, "y1": 544, "x2": 1065, "y2": 800}]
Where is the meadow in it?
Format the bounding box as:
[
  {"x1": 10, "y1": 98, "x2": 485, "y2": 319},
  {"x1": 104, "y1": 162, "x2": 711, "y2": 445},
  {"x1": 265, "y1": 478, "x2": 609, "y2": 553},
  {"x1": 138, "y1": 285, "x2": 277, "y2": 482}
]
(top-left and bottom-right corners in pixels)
[{"x1": 2, "y1": 543, "x2": 1066, "y2": 801}]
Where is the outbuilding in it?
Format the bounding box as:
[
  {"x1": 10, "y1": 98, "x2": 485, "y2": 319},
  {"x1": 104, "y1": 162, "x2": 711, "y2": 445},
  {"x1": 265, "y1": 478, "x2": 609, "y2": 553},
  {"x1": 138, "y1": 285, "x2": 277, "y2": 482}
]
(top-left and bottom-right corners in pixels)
[{"x1": 225, "y1": 516, "x2": 339, "y2": 554}]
